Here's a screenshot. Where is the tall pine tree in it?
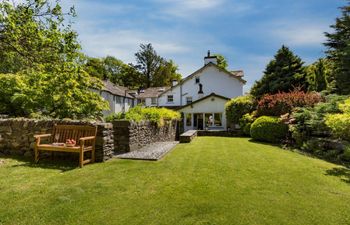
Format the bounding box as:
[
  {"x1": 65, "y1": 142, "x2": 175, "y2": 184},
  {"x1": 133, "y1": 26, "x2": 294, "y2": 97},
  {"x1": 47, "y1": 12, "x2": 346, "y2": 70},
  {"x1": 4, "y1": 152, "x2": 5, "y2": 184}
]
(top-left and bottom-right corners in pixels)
[
  {"x1": 250, "y1": 45, "x2": 307, "y2": 98},
  {"x1": 325, "y1": 2, "x2": 350, "y2": 94}
]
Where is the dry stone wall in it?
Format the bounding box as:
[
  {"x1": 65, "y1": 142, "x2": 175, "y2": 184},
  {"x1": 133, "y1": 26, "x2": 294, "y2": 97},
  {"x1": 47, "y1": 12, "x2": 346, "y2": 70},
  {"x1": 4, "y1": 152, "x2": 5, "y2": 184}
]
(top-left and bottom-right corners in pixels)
[
  {"x1": 112, "y1": 120, "x2": 178, "y2": 153},
  {"x1": 0, "y1": 118, "x2": 178, "y2": 161},
  {"x1": 0, "y1": 119, "x2": 114, "y2": 162}
]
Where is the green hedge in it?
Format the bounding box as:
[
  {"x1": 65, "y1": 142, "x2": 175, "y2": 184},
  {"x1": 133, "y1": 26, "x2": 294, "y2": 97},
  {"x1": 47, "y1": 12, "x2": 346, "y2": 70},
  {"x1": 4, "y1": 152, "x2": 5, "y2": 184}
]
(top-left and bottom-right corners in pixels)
[
  {"x1": 105, "y1": 106, "x2": 180, "y2": 126},
  {"x1": 239, "y1": 113, "x2": 255, "y2": 136},
  {"x1": 225, "y1": 95, "x2": 255, "y2": 124},
  {"x1": 250, "y1": 116, "x2": 288, "y2": 143}
]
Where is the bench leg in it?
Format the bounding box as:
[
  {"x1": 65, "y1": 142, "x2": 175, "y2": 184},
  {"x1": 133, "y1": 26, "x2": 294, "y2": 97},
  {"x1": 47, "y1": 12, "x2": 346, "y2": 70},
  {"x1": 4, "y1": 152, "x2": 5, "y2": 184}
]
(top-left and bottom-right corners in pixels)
[
  {"x1": 91, "y1": 148, "x2": 95, "y2": 163},
  {"x1": 34, "y1": 147, "x2": 39, "y2": 163},
  {"x1": 79, "y1": 150, "x2": 84, "y2": 168}
]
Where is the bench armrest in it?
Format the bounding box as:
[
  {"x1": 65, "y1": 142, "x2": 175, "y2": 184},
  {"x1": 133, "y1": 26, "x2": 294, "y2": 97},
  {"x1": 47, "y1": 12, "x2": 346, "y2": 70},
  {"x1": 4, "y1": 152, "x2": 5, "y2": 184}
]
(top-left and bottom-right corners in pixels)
[
  {"x1": 79, "y1": 136, "x2": 96, "y2": 147},
  {"x1": 34, "y1": 134, "x2": 51, "y2": 139},
  {"x1": 34, "y1": 134, "x2": 51, "y2": 146},
  {"x1": 79, "y1": 136, "x2": 96, "y2": 141}
]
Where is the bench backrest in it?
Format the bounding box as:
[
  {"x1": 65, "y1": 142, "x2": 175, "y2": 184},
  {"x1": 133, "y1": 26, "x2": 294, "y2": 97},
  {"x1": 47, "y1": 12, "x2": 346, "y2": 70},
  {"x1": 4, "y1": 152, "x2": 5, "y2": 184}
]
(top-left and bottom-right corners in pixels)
[{"x1": 52, "y1": 124, "x2": 97, "y2": 145}]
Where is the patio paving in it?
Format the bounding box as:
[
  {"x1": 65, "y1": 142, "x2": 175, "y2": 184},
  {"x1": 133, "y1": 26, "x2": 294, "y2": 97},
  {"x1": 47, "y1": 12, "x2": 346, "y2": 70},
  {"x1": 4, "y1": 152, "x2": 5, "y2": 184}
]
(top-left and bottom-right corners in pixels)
[{"x1": 115, "y1": 141, "x2": 178, "y2": 161}]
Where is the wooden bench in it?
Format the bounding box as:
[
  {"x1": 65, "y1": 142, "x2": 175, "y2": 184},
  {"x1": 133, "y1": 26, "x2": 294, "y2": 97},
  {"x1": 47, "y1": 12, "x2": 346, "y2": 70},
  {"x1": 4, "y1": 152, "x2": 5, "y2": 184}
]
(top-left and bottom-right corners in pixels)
[
  {"x1": 34, "y1": 125, "x2": 97, "y2": 168},
  {"x1": 179, "y1": 130, "x2": 198, "y2": 143}
]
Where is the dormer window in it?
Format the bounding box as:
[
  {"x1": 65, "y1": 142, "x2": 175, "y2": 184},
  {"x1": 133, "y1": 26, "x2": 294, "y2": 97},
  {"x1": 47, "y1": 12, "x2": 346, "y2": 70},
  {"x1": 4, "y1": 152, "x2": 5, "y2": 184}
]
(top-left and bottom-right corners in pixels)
[{"x1": 195, "y1": 77, "x2": 200, "y2": 84}]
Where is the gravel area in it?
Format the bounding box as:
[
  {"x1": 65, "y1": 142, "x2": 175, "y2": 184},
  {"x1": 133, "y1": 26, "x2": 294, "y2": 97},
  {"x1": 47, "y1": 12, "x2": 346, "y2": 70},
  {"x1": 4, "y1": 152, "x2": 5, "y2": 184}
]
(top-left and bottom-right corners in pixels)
[{"x1": 115, "y1": 141, "x2": 178, "y2": 161}]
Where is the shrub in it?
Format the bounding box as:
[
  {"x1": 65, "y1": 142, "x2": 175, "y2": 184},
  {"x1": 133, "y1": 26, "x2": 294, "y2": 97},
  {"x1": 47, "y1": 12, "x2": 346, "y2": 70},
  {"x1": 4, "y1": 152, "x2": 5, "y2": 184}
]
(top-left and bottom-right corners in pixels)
[
  {"x1": 290, "y1": 95, "x2": 348, "y2": 147},
  {"x1": 325, "y1": 113, "x2": 350, "y2": 141},
  {"x1": 225, "y1": 95, "x2": 255, "y2": 124},
  {"x1": 250, "y1": 116, "x2": 288, "y2": 143},
  {"x1": 257, "y1": 90, "x2": 323, "y2": 116},
  {"x1": 105, "y1": 106, "x2": 180, "y2": 126},
  {"x1": 239, "y1": 113, "x2": 255, "y2": 136},
  {"x1": 325, "y1": 96, "x2": 350, "y2": 141},
  {"x1": 341, "y1": 146, "x2": 350, "y2": 162}
]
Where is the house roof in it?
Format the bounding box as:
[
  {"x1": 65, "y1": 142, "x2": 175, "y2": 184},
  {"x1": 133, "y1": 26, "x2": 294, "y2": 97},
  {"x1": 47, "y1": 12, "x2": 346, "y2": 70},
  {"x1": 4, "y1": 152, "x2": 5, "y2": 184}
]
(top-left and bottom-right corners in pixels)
[
  {"x1": 159, "y1": 62, "x2": 246, "y2": 97},
  {"x1": 102, "y1": 80, "x2": 134, "y2": 98},
  {"x1": 137, "y1": 87, "x2": 170, "y2": 98},
  {"x1": 177, "y1": 93, "x2": 230, "y2": 110}
]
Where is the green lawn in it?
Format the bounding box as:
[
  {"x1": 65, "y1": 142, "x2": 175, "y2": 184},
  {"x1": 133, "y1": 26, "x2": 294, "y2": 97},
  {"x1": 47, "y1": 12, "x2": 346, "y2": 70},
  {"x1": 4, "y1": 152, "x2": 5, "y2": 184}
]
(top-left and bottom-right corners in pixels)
[{"x1": 1, "y1": 137, "x2": 350, "y2": 225}]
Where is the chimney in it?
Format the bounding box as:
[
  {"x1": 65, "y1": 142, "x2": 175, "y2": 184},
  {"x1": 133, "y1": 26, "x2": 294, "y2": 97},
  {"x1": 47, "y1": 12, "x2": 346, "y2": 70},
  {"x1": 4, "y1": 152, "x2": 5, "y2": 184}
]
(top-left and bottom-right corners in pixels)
[
  {"x1": 204, "y1": 50, "x2": 217, "y2": 65},
  {"x1": 172, "y1": 79, "x2": 178, "y2": 87}
]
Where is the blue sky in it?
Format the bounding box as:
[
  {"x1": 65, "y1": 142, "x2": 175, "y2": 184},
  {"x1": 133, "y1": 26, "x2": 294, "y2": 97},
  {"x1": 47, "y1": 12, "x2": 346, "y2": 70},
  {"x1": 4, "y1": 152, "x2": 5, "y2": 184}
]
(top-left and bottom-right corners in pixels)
[{"x1": 68, "y1": 0, "x2": 344, "y2": 92}]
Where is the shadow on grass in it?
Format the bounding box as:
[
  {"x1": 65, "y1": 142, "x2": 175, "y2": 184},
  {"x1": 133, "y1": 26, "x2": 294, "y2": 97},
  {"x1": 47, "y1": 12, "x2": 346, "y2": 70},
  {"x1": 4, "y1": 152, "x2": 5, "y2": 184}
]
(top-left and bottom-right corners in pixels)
[
  {"x1": 326, "y1": 167, "x2": 350, "y2": 184},
  {"x1": 2, "y1": 155, "x2": 78, "y2": 172}
]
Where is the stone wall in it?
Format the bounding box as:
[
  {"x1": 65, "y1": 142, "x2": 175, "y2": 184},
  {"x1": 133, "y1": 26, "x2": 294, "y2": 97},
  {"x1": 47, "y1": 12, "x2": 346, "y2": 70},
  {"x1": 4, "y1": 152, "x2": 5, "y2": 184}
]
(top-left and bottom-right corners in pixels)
[
  {"x1": 112, "y1": 120, "x2": 178, "y2": 153},
  {"x1": 0, "y1": 119, "x2": 114, "y2": 162}
]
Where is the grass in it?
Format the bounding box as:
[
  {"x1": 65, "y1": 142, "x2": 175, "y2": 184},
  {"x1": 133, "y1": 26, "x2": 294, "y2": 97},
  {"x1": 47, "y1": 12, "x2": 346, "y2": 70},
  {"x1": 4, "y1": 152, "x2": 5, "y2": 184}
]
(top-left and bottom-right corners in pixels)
[{"x1": 0, "y1": 137, "x2": 350, "y2": 225}]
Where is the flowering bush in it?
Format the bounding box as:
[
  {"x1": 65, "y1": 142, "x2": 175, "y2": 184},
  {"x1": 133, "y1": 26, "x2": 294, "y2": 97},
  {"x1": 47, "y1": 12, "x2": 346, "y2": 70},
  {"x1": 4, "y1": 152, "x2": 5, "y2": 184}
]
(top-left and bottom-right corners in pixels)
[{"x1": 257, "y1": 90, "x2": 323, "y2": 116}]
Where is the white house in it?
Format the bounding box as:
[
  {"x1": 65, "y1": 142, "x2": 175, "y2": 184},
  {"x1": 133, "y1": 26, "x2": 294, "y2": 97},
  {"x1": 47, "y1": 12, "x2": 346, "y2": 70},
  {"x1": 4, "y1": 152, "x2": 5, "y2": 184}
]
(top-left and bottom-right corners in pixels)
[
  {"x1": 158, "y1": 52, "x2": 246, "y2": 131},
  {"x1": 136, "y1": 87, "x2": 170, "y2": 107},
  {"x1": 100, "y1": 80, "x2": 135, "y2": 116}
]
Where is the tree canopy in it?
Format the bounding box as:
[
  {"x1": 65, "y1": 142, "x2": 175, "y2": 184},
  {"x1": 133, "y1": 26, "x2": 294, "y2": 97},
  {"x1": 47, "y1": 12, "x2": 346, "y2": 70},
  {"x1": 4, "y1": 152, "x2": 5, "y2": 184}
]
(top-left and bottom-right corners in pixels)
[
  {"x1": 305, "y1": 58, "x2": 335, "y2": 93},
  {"x1": 0, "y1": 0, "x2": 108, "y2": 119},
  {"x1": 250, "y1": 45, "x2": 307, "y2": 98},
  {"x1": 325, "y1": 2, "x2": 350, "y2": 94},
  {"x1": 133, "y1": 43, "x2": 181, "y2": 88},
  {"x1": 83, "y1": 56, "x2": 143, "y2": 88},
  {"x1": 214, "y1": 54, "x2": 228, "y2": 70}
]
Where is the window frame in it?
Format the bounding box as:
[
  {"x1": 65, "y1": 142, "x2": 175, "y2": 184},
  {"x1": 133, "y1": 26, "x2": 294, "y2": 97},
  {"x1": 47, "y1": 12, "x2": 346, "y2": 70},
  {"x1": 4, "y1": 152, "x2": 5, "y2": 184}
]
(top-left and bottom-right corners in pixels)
[
  {"x1": 167, "y1": 95, "x2": 174, "y2": 103},
  {"x1": 186, "y1": 96, "x2": 193, "y2": 104},
  {"x1": 151, "y1": 97, "x2": 157, "y2": 105},
  {"x1": 195, "y1": 77, "x2": 200, "y2": 84}
]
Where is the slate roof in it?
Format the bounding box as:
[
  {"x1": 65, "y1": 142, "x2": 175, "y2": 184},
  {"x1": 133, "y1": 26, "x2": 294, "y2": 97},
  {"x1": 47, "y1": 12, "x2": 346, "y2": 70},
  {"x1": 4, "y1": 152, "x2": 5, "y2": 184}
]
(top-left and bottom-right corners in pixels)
[
  {"x1": 137, "y1": 87, "x2": 171, "y2": 98},
  {"x1": 102, "y1": 80, "x2": 134, "y2": 98}
]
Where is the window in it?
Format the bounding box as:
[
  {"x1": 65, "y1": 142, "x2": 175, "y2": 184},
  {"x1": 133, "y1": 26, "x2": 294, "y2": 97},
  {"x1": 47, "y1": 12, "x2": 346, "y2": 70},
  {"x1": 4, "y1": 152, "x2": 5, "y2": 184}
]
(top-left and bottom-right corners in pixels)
[
  {"x1": 137, "y1": 99, "x2": 145, "y2": 105},
  {"x1": 151, "y1": 97, "x2": 157, "y2": 105},
  {"x1": 195, "y1": 77, "x2": 200, "y2": 84},
  {"x1": 185, "y1": 114, "x2": 192, "y2": 126},
  {"x1": 186, "y1": 97, "x2": 192, "y2": 104},
  {"x1": 214, "y1": 113, "x2": 222, "y2": 127},
  {"x1": 167, "y1": 95, "x2": 174, "y2": 103},
  {"x1": 205, "y1": 113, "x2": 213, "y2": 127}
]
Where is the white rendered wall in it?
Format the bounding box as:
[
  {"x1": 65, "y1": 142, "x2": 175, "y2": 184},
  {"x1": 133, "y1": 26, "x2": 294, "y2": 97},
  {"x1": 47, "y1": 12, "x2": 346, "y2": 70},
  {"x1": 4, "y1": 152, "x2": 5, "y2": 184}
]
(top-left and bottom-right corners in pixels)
[
  {"x1": 158, "y1": 65, "x2": 243, "y2": 107},
  {"x1": 180, "y1": 96, "x2": 228, "y2": 131}
]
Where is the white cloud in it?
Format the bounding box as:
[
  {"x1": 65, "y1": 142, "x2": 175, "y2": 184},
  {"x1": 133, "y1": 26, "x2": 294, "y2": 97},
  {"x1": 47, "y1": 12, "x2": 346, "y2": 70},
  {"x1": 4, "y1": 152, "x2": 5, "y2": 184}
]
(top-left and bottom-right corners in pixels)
[{"x1": 269, "y1": 22, "x2": 329, "y2": 47}]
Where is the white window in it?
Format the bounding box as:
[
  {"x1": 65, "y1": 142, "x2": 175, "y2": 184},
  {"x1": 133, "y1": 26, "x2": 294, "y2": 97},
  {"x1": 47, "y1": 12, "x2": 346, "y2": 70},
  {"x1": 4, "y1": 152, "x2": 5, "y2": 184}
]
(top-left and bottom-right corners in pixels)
[
  {"x1": 186, "y1": 97, "x2": 192, "y2": 104},
  {"x1": 214, "y1": 113, "x2": 223, "y2": 127},
  {"x1": 151, "y1": 97, "x2": 157, "y2": 105},
  {"x1": 167, "y1": 95, "x2": 174, "y2": 103}
]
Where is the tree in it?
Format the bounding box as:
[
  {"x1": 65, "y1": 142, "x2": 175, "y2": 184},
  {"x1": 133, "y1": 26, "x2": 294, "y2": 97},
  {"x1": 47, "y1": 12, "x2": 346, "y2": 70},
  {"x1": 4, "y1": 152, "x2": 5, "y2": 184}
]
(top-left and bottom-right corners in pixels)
[
  {"x1": 103, "y1": 56, "x2": 143, "y2": 88},
  {"x1": 214, "y1": 54, "x2": 228, "y2": 70},
  {"x1": 306, "y1": 58, "x2": 335, "y2": 92},
  {"x1": 134, "y1": 43, "x2": 181, "y2": 88},
  {"x1": 152, "y1": 60, "x2": 182, "y2": 87},
  {"x1": 83, "y1": 56, "x2": 143, "y2": 88},
  {"x1": 250, "y1": 45, "x2": 307, "y2": 98},
  {"x1": 0, "y1": 0, "x2": 108, "y2": 118},
  {"x1": 325, "y1": 2, "x2": 350, "y2": 94},
  {"x1": 84, "y1": 57, "x2": 110, "y2": 80}
]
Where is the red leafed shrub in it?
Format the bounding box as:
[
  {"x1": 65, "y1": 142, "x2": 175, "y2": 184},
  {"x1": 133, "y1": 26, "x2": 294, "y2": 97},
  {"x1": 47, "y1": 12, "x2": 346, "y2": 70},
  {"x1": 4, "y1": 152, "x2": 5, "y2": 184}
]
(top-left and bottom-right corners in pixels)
[{"x1": 257, "y1": 90, "x2": 324, "y2": 116}]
